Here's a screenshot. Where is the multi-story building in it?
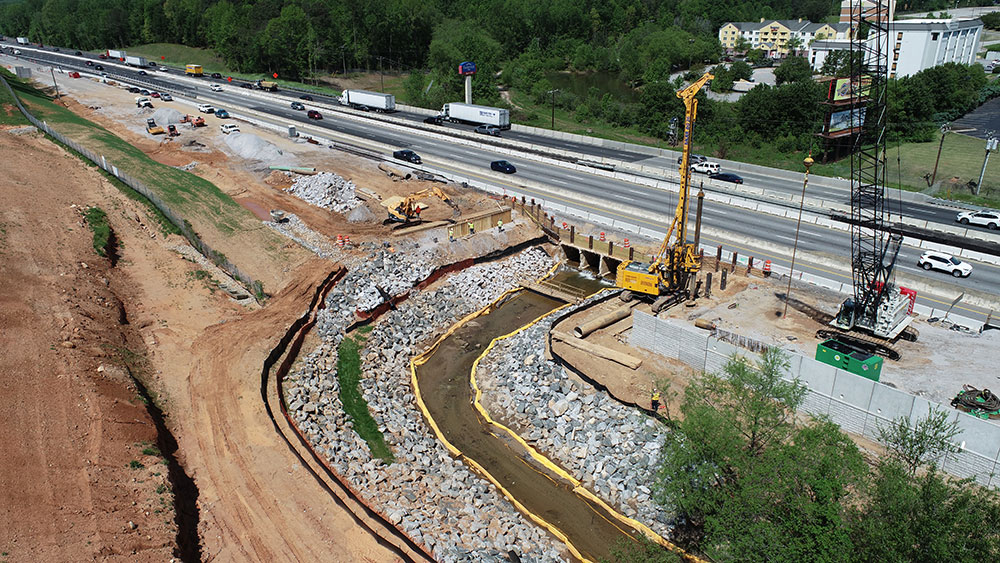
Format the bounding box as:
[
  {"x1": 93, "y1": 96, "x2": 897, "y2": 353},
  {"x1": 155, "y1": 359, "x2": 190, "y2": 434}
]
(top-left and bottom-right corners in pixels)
[
  {"x1": 718, "y1": 19, "x2": 851, "y2": 58},
  {"x1": 838, "y1": 0, "x2": 897, "y2": 24}
]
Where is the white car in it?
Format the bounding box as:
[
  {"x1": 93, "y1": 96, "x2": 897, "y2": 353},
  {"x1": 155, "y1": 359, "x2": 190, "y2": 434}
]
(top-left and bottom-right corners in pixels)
[
  {"x1": 956, "y1": 210, "x2": 1000, "y2": 230},
  {"x1": 917, "y1": 251, "x2": 972, "y2": 278},
  {"x1": 210, "y1": 84, "x2": 223, "y2": 92},
  {"x1": 159, "y1": 66, "x2": 168, "y2": 71},
  {"x1": 197, "y1": 103, "x2": 215, "y2": 113},
  {"x1": 160, "y1": 93, "x2": 173, "y2": 102},
  {"x1": 220, "y1": 123, "x2": 240, "y2": 134},
  {"x1": 691, "y1": 161, "x2": 721, "y2": 174}
]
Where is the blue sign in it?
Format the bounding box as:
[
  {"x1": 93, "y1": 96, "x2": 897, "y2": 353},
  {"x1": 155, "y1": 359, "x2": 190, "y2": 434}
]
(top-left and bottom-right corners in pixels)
[{"x1": 458, "y1": 61, "x2": 477, "y2": 75}]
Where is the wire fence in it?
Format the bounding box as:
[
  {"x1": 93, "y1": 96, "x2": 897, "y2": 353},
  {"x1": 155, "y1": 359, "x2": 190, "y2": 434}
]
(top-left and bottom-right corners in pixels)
[{"x1": 0, "y1": 73, "x2": 262, "y2": 301}]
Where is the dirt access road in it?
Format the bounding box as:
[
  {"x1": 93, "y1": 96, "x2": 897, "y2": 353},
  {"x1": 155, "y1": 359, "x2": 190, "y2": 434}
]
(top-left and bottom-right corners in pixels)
[{"x1": 0, "y1": 125, "x2": 400, "y2": 560}]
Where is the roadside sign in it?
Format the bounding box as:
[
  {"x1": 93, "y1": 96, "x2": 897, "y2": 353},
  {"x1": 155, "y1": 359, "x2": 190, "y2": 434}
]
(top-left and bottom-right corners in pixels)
[{"x1": 458, "y1": 61, "x2": 477, "y2": 75}]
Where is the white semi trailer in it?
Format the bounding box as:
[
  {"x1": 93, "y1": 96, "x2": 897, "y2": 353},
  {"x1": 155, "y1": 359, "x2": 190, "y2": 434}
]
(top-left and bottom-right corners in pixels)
[
  {"x1": 125, "y1": 55, "x2": 148, "y2": 67},
  {"x1": 16, "y1": 37, "x2": 30, "y2": 45},
  {"x1": 340, "y1": 89, "x2": 396, "y2": 112},
  {"x1": 107, "y1": 49, "x2": 126, "y2": 60},
  {"x1": 441, "y1": 103, "x2": 510, "y2": 129}
]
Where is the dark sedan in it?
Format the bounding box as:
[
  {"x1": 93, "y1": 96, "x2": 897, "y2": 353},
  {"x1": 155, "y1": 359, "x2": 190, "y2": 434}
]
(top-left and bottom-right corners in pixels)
[
  {"x1": 490, "y1": 160, "x2": 516, "y2": 174},
  {"x1": 423, "y1": 115, "x2": 444, "y2": 125},
  {"x1": 393, "y1": 149, "x2": 422, "y2": 164},
  {"x1": 709, "y1": 172, "x2": 743, "y2": 184},
  {"x1": 210, "y1": 72, "x2": 222, "y2": 78},
  {"x1": 307, "y1": 110, "x2": 322, "y2": 120},
  {"x1": 300, "y1": 94, "x2": 314, "y2": 101}
]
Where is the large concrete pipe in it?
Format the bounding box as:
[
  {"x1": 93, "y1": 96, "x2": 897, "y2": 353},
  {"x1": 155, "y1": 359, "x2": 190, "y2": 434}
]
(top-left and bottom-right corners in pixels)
[{"x1": 573, "y1": 306, "x2": 632, "y2": 338}]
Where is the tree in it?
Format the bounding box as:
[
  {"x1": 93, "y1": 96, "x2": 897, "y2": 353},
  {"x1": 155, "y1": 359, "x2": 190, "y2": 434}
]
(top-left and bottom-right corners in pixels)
[
  {"x1": 876, "y1": 406, "x2": 961, "y2": 476},
  {"x1": 734, "y1": 35, "x2": 750, "y2": 54},
  {"x1": 746, "y1": 48, "x2": 765, "y2": 65},
  {"x1": 785, "y1": 36, "x2": 804, "y2": 57},
  {"x1": 729, "y1": 60, "x2": 753, "y2": 81},
  {"x1": 774, "y1": 56, "x2": 812, "y2": 85}
]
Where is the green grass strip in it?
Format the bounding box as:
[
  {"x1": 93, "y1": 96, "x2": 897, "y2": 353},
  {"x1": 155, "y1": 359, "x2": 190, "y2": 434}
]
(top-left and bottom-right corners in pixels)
[
  {"x1": 84, "y1": 206, "x2": 110, "y2": 257},
  {"x1": 337, "y1": 333, "x2": 395, "y2": 464}
]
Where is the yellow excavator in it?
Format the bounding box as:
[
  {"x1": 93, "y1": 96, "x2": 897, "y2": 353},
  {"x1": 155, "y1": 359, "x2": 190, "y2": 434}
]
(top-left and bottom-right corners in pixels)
[
  {"x1": 382, "y1": 187, "x2": 459, "y2": 223},
  {"x1": 615, "y1": 72, "x2": 713, "y2": 312}
]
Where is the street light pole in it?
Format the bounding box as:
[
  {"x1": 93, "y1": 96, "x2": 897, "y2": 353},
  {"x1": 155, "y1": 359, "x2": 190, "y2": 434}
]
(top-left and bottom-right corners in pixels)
[
  {"x1": 547, "y1": 89, "x2": 559, "y2": 130},
  {"x1": 977, "y1": 133, "x2": 997, "y2": 195},
  {"x1": 930, "y1": 122, "x2": 950, "y2": 186},
  {"x1": 783, "y1": 153, "x2": 814, "y2": 319}
]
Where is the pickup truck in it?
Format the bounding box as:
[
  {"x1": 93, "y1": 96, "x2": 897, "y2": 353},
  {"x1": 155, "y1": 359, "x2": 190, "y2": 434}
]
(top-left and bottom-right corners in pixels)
[
  {"x1": 197, "y1": 104, "x2": 215, "y2": 113},
  {"x1": 135, "y1": 97, "x2": 153, "y2": 108}
]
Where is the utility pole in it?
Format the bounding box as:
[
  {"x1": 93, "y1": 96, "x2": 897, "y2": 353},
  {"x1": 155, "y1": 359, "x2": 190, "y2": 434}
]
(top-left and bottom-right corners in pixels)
[
  {"x1": 340, "y1": 44, "x2": 347, "y2": 76},
  {"x1": 976, "y1": 134, "x2": 997, "y2": 195},
  {"x1": 930, "y1": 122, "x2": 951, "y2": 186},
  {"x1": 378, "y1": 56, "x2": 384, "y2": 92},
  {"x1": 547, "y1": 89, "x2": 559, "y2": 129},
  {"x1": 50, "y1": 67, "x2": 60, "y2": 102},
  {"x1": 783, "y1": 153, "x2": 814, "y2": 319}
]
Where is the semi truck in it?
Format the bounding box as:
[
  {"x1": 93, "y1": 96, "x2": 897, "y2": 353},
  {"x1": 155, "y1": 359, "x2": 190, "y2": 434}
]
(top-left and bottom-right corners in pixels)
[
  {"x1": 340, "y1": 89, "x2": 395, "y2": 112},
  {"x1": 16, "y1": 37, "x2": 30, "y2": 46},
  {"x1": 440, "y1": 103, "x2": 510, "y2": 129},
  {"x1": 125, "y1": 55, "x2": 148, "y2": 67},
  {"x1": 107, "y1": 49, "x2": 126, "y2": 60}
]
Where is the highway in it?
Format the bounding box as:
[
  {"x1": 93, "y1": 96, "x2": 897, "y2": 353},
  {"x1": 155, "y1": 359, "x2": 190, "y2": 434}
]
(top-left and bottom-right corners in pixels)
[{"x1": 5, "y1": 42, "x2": 998, "y2": 322}]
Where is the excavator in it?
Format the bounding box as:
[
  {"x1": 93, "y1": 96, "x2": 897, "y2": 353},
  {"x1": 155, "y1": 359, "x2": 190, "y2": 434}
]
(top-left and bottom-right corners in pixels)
[
  {"x1": 381, "y1": 187, "x2": 459, "y2": 224},
  {"x1": 615, "y1": 72, "x2": 713, "y2": 313}
]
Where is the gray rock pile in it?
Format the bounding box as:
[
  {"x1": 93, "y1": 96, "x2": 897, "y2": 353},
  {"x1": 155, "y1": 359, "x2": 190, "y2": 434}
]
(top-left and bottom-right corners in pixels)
[
  {"x1": 222, "y1": 132, "x2": 285, "y2": 163},
  {"x1": 152, "y1": 107, "x2": 184, "y2": 124},
  {"x1": 265, "y1": 214, "x2": 341, "y2": 259},
  {"x1": 286, "y1": 247, "x2": 567, "y2": 562},
  {"x1": 475, "y1": 293, "x2": 674, "y2": 538},
  {"x1": 287, "y1": 172, "x2": 360, "y2": 213}
]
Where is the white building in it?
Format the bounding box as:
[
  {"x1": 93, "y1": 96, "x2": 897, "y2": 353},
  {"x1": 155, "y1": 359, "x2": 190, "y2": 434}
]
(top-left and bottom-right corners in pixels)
[{"x1": 808, "y1": 40, "x2": 853, "y2": 72}]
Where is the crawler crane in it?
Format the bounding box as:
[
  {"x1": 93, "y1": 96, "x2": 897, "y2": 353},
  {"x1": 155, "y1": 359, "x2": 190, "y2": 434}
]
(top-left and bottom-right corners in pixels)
[{"x1": 615, "y1": 72, "x2": 713, "y2": 313}]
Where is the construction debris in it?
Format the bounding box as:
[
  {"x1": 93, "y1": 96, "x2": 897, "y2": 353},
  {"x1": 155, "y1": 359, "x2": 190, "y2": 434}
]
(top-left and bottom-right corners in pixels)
[{"x1": 286, "y1": 171, "x2": 361, "y2": 213}]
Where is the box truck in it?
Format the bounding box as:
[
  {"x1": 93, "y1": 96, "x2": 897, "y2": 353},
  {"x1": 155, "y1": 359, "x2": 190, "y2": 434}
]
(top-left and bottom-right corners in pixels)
[
  {"x1": 185, "y1": 64, "x2": 203, "y2": 76},
  {"x1": 125, "y1": 55, "x2": 148, "y2": 67},
  {"x1": 340, "y1": 89, "x2": 395, "y2": 112},
  {"x1": 107, "y1": 49, "x2": 126, "y2": 60},
  {"x1": 16, "y1": 37, "x2": 30, "y2": 46},
  {"x1": 441, "y1": 103, "x2": 510, "y2": 129}
]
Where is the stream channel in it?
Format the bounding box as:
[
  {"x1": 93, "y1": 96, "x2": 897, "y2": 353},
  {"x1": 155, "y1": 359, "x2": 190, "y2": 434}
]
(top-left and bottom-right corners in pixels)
[{"x1": 415, "y1": 269, "x2": 643, "y2": 561}]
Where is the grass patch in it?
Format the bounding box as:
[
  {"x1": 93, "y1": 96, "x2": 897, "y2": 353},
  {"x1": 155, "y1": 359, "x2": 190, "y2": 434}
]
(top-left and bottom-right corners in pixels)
[
  {"x1": 0, "y1": 73, "x2": 29, "y2": 126},
  {"x1": 141, "y1": 445, "x2": 161, "y2": 456},
  {"x1": 128, "y1": 460, "x2": 145, "y2": 469},
  {"x1": 83, "y1": 206, "x2": 111, "y2": 257},
  {"x1": 124, "y1": 43, "x2": 229, "y2": 74},
  {"x1": 336, "y1": 332, "x2": 394, "y2": 464},
  {"x1": 508, "y1": 88, "x2": 664, "y2": 147}
]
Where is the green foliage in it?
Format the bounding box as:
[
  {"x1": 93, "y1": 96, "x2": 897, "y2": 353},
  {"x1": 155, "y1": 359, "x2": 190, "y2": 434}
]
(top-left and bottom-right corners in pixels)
[
  {"x1": 729, "y1": 60, "x2": 753, "y2": 81},
  {"x1": 129, "y1": 460, "x2": 145, "y2": 470},
  {"x1": 876, "y1": 406, "x2": 961, "y2": 476},
  {"x1": 336, "y1": 333, "x2": 394, "y2": 464},
  {"x1": 603, "y1": 535, "x2": 681, "y2": 562},
  {"x1": 982, "y1": 12, "x2": 1000, "y2": 30},
  {"x1": 141, "y1": 445, "x2": 161, "y2": 456},
  {"x1": 83, "y1": 206, "x2": 110, "y2": 257},
  {"x1": 773, "y1": 56, "x2": 812, "y2": 86}
]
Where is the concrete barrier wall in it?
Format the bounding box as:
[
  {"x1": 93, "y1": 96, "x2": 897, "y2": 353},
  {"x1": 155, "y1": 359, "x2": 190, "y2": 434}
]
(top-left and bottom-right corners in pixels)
[{"x1": 630, "y1": 312, "x2": 1000, "y2": 487}]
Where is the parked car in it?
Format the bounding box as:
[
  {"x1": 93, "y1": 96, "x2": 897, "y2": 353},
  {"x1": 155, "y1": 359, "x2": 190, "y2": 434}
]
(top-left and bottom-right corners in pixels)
[
  {"x1": 423, "y1": 115, "x2": 444, "y2": 125},
  {"x1": 137, "y1": 70, "x2": 147, "y2": 75},
  {"x1": 94, "y1": 64, "x2": 103, "y2": 71},
  {"x1": 210, "y1": 84, "x2": 223, "y2": 92},
  {"x1": 160, "y1": 93, "x2": 172, "y2": 102},
  {"x1": 956, "y1": 210, "x2": 1000, "y2": 230},
  {"x1": 677, "y1": 154, "x2": 708, "y2": 165},
  {"x1": 197, "y1": 103, "x2": 215, "y2": 113},
  {"x1": 300, "y1": 94, "x2": 314, "y2": 101},
  {"x1": 128, "y1": 86, "x2": 141, "y2": 93},
  {"x1": 220, "y1": 123, "x2": 240, "y2": 134},
  {"x1": 474, "y1": 124, "x2": 500, "y2": 137},
  {"x1": 214, "y1": 109, "x2": 230, "y2": 119},
  {"x1": 290, "y1": 101, "x2": 305, "y2": 110},
  {"x1": 917, "y1": 251, "x2": 972, "y2": 278},
  {"x1": 709, "y1": 172, "x2": 743, "y2": 184},
  {"x1": 139, "y1": 89, "x2": 150, "y2": 95},
  {"x1": 210, "y1": 72, "x2": 222, "y2": 78},
  {"x1": 393, "y1": 149, "x2": 422, "y2": 164},
  {"x1": 307, "y1": 110, "x2": 322, "y2": 120},
  {"x1": 490, "y1": 160, "x2": 517, "y2": 174},
  {"x1": 150, "y1": 91, "x2": 160, "y2": 98},
  {"x1": 691, "y1": 161, "x2": 721, "y2": 174}
]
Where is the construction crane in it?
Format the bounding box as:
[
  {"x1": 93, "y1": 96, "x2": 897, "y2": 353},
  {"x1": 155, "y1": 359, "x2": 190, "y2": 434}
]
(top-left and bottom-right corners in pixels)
[
  {"x1": 615, "y1": 72, "x2": 713, "y2": 312},
  {"x1": 381, "y1": 187, "x2": 458, "y2": 223},
  {"x1": 830, "y1": 0, "x2": 914, "y2": 342}
]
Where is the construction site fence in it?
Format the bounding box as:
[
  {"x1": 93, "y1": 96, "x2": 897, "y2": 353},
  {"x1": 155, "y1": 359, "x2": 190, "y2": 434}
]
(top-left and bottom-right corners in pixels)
[
  {"x1": 631, "y1": 312, "x2": 1000, "y2": 489},
  {"x1": 0, "y1": 74, "x2": 262, "y2": 301}
]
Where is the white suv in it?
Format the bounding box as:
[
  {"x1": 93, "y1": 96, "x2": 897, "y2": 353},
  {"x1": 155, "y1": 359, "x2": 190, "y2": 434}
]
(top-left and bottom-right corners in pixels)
[
  {"x1": 220, "y1": 123, "x2": 240, "y2": 134},
  {"x1": 691, "y1": 161, "x2": 721, "y2": 174},
  {"x1": 917, "y1": 251, "x2": 972, "y2": 278},
  {"x1": 956, "y1": 210, "x2": 1000, "y2": 230},
  {"x1": 210, "y1": 84, "x2": 223, "y2": 92},
  {"x1": 197, "y1": 104, "x2": 215, "y2": 113}
]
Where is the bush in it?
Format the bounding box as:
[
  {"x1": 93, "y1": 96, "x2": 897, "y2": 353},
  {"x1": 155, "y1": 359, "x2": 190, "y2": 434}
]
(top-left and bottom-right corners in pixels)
[{"x1": 84, "y1": 206, "x2": 110, "y2": 257}]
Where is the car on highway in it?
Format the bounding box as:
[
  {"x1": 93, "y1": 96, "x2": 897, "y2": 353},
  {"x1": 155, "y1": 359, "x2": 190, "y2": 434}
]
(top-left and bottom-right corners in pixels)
[
  {"x1": 210, "y1": 72, "x2": 222, "y2": 78},
  {"x1": 160, "y1": 93, "x2": 172, "y2": 101},
  {"x1": 240, "y1": 83, "x2": 252, "y2": 89},
  {"x1": 474, "y1": 124, "x2": 501, "y2": 137},
  {"x1": 917, "y1": 251, "x2": 972, "y2": 278},
  {"x1": 307, "y1": 110, "x2": 322, "y2": 120},
  {"x1": 94, "y1": 64, "x2": 103, "y2": 71},
  {"x1": 956, "y1": 210, "x2": 1000, "y2": 230},
  {"x1": 709, "y1": 172, "x2": 743, "y2": 184},
  {"x1": 215, "y1": 109, "x2": 230, "y2": 119},
  {"x1": 393, "y1": 149, "x2": 422, "y2": 164},
  {"x1": 197, "y1": 103, "x2": 215, "y2": 113},
  {"x1": 73, "y1": 50, "x2": 82, "y2": 56},
  {"x1": 85, "y1": 60, "x2": 93, "y2": 66},
  {"x1": 148, "y1": 61, "x2": 157, "y2": 67},
  {"x1": 691, "y1": 161, "x2": 721, "y2": 174},
  {"x1": 98, "y1": 53, "x2": 107, "y2": 59},
  {"x1": 210, "y1": 84, "x2": 223, "y2": 92},
  {"x1": 299, "y1": 94, "x2": 314, "y2": 101},
  {"x1": 12, "y1": 49, "x2": 21, "y2": 55},
  {"x1": 677, "y1": 154, "x2": 708, "y2": 165},
  {"x1": 290, "y1": 101, "x2": 305, "y2": 110},
  {"x1": 68, "y1": 71, "x2": 80, "y2": 78},
  {"x1": 52, "y1": 47, "x2": 59, "y2": 51},
  {"x1": 490, "y1": 160, "x2": 517, "y2": 174},
  {"x1": 423, "y1": 115, "x2": 444, "y2": 125},
  {"x1": 159, "y1": 66, "x2": 168, "y2": 72},
  {"x1": 137, "y1": 70, "x2": 147, "y2": 75},
  {"x1": 220, "y1": 123, "x2": 240, "y2": 134}
]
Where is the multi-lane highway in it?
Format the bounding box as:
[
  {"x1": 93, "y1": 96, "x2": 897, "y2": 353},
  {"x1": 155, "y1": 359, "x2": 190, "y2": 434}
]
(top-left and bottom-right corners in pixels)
[{"x1": 5, "y1": 41, "x2": 998, "y2": 321}]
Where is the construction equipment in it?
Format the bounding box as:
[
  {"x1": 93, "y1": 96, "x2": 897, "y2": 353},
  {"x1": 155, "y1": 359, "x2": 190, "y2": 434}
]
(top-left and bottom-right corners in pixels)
[
  {"x1": 829, "y1": 1, "x2": 914, "y2": 342},
  {"x1": 145, "y1": 118, "x2": 164, "y2": 135},
  {"x1": 167, "y1": 124, "x2": 179, "y2": 136},
  {"x1": 615, "y1": 72, "x2": 713, "y2": 312},
  {"x1": 381, "y1": 187, "x2": 458, "y2": 223},
  {"x1": 192, "y1": 116, "x2": 206, "y2": 127}
]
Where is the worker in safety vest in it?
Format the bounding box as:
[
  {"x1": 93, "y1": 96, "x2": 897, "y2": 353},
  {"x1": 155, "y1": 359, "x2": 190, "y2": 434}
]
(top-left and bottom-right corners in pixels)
[
  {"x1": 468, "y1": 221, "x2": 474, "y2": 235},
  {"x1": 497, "y1": 219, "x2": 503, "y2": 232},
  {"x1": 651, "y1": 390, "x2": 660, "y2": 412},
  {"x1": 448, "y1": 227, "x2": 454, "y2": 242}
]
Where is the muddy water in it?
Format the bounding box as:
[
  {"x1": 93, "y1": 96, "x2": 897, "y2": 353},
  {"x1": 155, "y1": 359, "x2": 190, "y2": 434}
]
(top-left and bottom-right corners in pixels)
[{"x1": 415, "y1": 269, "x2": 635, "y2": 561}]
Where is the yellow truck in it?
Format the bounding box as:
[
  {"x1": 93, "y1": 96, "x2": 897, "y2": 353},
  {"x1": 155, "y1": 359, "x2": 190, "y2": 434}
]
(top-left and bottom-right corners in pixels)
[
  {"x1": 254, "y1": 79, "x2": 278, "y2": 91},
  {"x1": 185, "y1": 64, "x2": 203, "y2": 76}
]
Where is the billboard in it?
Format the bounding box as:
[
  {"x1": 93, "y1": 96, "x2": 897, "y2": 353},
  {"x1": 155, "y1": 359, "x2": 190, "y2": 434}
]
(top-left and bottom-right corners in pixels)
[
  {"x1": 828, "y1": 107, "x2": 866, "y2": 134},
  {"x1": 458, "y1": 61, "x2": 477, "y2": 75},
  {"x1": 830, "y1": 77, "x2": 871, "y2": 102}
]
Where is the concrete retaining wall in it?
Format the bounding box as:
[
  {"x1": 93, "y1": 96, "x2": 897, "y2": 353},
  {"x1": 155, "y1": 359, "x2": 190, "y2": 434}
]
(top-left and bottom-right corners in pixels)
[{"x1": 630, "y1": 312, "x2": 1000, "y2": 487}]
